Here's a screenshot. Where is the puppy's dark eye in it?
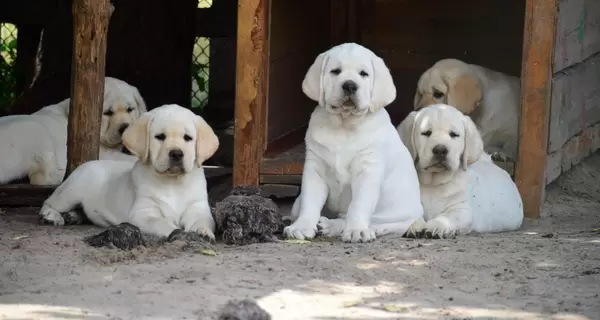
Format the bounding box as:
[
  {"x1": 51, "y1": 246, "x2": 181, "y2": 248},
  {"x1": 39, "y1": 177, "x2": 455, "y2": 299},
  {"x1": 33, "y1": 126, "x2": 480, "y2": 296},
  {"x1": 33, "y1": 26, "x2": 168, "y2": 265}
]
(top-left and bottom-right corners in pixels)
[
  {"x1": 359, "y1": 70, "x2": 369, "y2": 77},
  {"x1": 155, "y1": 133, "x2": 166, "y2": 141},
  {"x1": 421, "y1": 130, "x2": 432, "y2": 137},
  {"x1": 449, "y1": 131, "x2": 460, "y2": 138},
  {"x1": 433, "y1": 89, "x2": 444, "y2": 100},
  {"x1": 183, "y1": 134, "x2": 193, "y2": 142},
  {"x1": 330, "y1": 68, "x2": 341, "y2": 75},
  {"x1": 103, "y1": 110, "x2": 114, "y2": 116},
  {"x1": 126, "y1": 107, "x2": 135, "y2": 113}
]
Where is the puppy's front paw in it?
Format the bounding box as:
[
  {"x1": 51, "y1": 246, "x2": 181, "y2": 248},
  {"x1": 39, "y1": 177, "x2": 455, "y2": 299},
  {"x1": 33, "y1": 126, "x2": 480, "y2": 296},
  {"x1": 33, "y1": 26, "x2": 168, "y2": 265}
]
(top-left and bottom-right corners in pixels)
[
  {"x1": 317, "y1": 217, "x2": 345, "y2": 237},
  {"x1": 404, "y1": 219, "x2": 427, "y2": 238},
  {"x1": 283, "y1": 221, "x2": 317, "y2": 240},
  {"x1": 39, "y1": 206, "x2": 65, "y2": 226},
  {"x1": 423, "y1": 219, "x2": 456, "y2": 239},
  {"x1": 192, "y1": 227, "x2": 216, "y2": 243},
  {"x1": 341, "y1": 226, "x2": 376, "y2": 243}
]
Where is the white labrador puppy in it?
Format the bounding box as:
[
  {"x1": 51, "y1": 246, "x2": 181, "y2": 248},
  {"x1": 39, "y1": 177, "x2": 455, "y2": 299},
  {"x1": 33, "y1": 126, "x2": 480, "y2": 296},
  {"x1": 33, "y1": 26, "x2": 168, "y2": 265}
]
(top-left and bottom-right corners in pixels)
[
  {"x1": 397, "y1": 104, "x2": 523, "y2": 239},
  {"x1": 283, "y1": 43, "x2": 424, "y2": 243},
  {"x1": 413, "y1": 59, "x2": 520, "y2": 161},
  {"x1": 0, "y1": 77, "x2": 145, "y2": 185},
  {"x1": 38, "y1": 104, "x2": 219, "y2": 240}
]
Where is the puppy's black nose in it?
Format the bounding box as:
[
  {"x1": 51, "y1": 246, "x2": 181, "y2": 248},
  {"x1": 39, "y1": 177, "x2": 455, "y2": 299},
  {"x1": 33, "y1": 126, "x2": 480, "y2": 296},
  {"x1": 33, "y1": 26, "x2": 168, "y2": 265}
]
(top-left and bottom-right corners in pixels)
[
  {"x1": 432, "y1": 145, "x2": 448, "y2": 158},
  {"x1": 342, "y1": 80, "x2": 358, "y2": 95},
  {"x1": 169, "y1": 149, "x2": 184, "y2": 161},
  {"x1": 118, "y1": 124, "x2": 129, "y2": 135}
]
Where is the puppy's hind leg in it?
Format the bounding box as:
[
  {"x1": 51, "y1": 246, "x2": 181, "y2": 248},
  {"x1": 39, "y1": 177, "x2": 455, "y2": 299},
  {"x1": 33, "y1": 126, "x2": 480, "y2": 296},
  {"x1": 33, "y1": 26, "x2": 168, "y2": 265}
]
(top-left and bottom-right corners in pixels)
[
  {"x1": 39, "y1": 169, "x2": 88, "y2": 226},
  {"x1": 29, "y1": 152, "x2": 62, "y2": 186}
]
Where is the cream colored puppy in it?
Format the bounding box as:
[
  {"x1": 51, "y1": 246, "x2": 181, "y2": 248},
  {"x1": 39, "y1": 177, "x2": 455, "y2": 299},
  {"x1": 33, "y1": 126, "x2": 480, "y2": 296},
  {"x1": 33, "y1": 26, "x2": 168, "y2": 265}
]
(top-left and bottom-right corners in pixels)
[
  {"x1": 0, "y1": 77, "x2": 146, "y2": 185},
  {"x1": 397, "y1": 104, "x2": 523, "y2": 239},
  {"x1": 284, "y1": 43, "x2": 424, "y2": 243},
  {"x1": 413, "y1": 59, "x2": 520, "y2": 161},
  {"x1": 38, "y1": 104, "x2": 219, "y2": 240}
]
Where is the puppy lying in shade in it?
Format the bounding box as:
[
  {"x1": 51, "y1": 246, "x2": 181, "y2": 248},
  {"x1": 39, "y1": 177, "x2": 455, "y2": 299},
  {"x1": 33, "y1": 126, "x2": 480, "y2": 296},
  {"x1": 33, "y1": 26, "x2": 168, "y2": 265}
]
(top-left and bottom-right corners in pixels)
[
  {"x1": 283, "y1": 43, "x2": 424, "y2": 243},
  {"x1": 397, "y1": 104, "x2": 523, "y2": 239},
  {"x1": 413, "y1": 59, "x2": 520, "y2": 161},
  {"x1": 0, "y1": 77, "x2": 145, "y2": 185},
  {"x1": 39, "y1": 104, "x2": 219, "y2": 240}
]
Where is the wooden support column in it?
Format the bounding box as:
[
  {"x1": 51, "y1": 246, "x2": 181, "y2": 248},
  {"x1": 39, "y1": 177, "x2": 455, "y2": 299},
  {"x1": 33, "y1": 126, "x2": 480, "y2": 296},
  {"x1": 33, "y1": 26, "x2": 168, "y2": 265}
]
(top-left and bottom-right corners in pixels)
[
  {"x1": 233, "y1": 0, "x2": 270, "y2": 186},
  {"x1": 66, "y1": 0, "x2": 113, "y2": 176},
  {"x1": 515, "y1": 0, "x2": 557, "y2": 218}
]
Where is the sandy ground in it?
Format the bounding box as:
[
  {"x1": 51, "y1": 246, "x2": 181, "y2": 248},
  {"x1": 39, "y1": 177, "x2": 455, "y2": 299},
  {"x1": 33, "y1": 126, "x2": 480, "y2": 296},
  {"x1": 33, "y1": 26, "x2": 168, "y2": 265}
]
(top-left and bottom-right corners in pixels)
[{"x1": 1, "y1": 155, "x2": 600, "y2": 320}]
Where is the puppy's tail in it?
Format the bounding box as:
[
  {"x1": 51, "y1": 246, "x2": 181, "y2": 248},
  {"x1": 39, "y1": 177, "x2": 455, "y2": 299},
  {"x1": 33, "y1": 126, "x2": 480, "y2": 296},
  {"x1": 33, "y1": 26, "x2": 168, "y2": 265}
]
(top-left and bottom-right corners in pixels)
[{"x1": 215, "y1": 299, "x2": 271, "y2": 320}]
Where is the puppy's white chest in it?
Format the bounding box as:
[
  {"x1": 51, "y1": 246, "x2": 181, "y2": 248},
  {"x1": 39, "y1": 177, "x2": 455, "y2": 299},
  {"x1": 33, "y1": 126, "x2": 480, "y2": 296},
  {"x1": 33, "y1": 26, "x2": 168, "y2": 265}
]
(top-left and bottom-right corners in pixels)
[{"x1": 152, "y1": 187, "x2": 193, "y2": 225}]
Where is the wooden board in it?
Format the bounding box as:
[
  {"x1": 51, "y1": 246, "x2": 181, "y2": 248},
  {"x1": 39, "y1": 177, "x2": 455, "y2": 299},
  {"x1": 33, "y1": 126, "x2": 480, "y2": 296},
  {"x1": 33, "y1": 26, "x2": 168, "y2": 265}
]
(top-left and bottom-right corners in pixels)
[
  {"x1": 548, "y1": 53, "x2": 600, "y2": 153},
  {"x1": 67, "y1": 0, "x2": 112, "y2": 176},
  {"x1": 233, "y1": 0, "x2": 270, "y2": 186},
  {"x1": 261, "y1": 143, "x2": 305, "y2": 175},
  {"x1": 515, "y1": 0, "x2": 558, "y2": 219},
  {"x1": 553, "y1": 0, "x2": 600, "y2": 71}
]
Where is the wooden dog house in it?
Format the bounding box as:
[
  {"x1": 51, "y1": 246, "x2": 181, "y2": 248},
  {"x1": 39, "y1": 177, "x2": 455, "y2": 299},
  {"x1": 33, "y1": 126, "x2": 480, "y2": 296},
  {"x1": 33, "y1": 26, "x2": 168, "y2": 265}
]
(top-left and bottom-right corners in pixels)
[{"x1": 234, "y1": 0, "x2": 557, "y2": 218}]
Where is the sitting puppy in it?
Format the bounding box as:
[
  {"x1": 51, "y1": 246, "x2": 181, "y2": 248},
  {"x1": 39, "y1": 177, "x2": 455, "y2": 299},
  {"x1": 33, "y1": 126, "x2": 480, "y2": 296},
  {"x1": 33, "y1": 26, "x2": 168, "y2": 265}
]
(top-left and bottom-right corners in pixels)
[
  {"x1": 397, "y1": 104, "x2": 523, "y2": 239},
  {"x1": 0, "y1": 77, "x2": 146, "y2": 185},
  {"x1": 283, "y1": 43, "x2": 424, "y2": 243},
  {"x1": 39, "y1": 104, "x2": 220, "y2": 240},
  {"x1": 413, "y1": 59, "x2": 520, "y2": 161}
]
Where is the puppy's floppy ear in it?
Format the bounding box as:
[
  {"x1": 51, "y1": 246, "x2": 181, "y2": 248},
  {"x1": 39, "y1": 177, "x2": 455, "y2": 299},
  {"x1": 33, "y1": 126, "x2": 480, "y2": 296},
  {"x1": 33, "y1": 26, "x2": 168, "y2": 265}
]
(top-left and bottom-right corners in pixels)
[
  {"x1": 445, "y1": 73, "x2": 483, "y2": 114},
  {"x1": 302, "y1": 52, "x2": 329, "y2": 106},
  {"x1": 460, "y1": 115, "x2": 484, "y2": 170},
  {"x1": 194, "y1": 115, "x2": 219, "y2": 167},
  {"x1": 413, "y1": 91, "x2": 422, "y2": 109},
  {"x1": 369, "y1": 55, "x2": 396, "y2": 112},
  {"x1": 122, "y1": 112, "x2": 153, "y2": 163},
  {"x1": 397, "y1": 111, "x2": 418, "y2": 162},
  {"x1": 132, "y1": 86, "x2": 148, "y2": 113}
]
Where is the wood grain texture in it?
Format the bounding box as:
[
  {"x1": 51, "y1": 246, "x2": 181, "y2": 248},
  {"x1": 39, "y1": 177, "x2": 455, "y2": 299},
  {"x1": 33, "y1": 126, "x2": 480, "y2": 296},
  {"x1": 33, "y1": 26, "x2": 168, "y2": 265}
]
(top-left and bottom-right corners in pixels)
[
  {"x1": 515, "y1": 0, "x2": 558, "y2": 219},
  {"x1": 67, "y1": 0, "x2": 113, "y2": 176},
  {"x1": 233, "y1": 0, "x2": 270, "y2": 186}
]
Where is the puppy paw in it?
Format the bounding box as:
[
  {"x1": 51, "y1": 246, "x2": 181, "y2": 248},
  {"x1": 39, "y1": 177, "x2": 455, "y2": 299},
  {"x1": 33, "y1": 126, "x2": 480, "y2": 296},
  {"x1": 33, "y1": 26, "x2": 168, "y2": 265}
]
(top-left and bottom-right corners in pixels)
[
  {"x1": 39, "y1": 206, "x2": 65, "y2": 226},
  {"x1": 192, "y1": 227, "x2": 216, "y2": 243},
  {"x1": 404, "y1": 219, "x2": 427, "y2": 238},
  {"x1": 283, "y1": 221, "x2": 317, "y2": 240},
  {"x1": 341, "y1": 227, "x2": 376, "y2": 243},
  {"x1": 423, "y1": 219, "x2": 456, "y2": 239},
  {"x1": 317, "y1": 217, "x2": 345, "y2": 237}
]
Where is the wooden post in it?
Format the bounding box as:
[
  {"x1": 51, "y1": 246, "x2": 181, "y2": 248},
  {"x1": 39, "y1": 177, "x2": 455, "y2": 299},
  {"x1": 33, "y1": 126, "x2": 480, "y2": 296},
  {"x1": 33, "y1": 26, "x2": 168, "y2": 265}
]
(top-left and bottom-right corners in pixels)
[
  {"x1": 515, "y1": 0, "x2": 557, "y2": 218},
  {"x1": 233, "y1": 0, "x2": 271, "y2": 186},
  {"x1": 66, "y1": 0, "x2": 113, "y2": 176}
]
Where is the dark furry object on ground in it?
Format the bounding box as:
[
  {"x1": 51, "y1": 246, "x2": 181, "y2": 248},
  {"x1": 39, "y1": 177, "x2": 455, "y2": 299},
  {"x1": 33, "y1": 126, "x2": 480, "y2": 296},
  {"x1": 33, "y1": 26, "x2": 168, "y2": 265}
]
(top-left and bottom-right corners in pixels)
[
  {"x1": 84, "y1": 223, "x2": 212, "y2": 251},
  {"x1": 216, "y1": 299, "x2": 271, "y2": 320},
  {"x1": 213, "y1": 185, "x2": 282, "y2": 245}
]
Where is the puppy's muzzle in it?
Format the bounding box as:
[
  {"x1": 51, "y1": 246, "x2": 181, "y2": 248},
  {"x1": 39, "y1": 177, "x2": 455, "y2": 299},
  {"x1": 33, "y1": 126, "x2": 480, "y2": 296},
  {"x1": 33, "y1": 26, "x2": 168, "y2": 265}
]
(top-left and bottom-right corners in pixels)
[
  {"x1": 341, "y1": 80, "x2": 358, "y2": 96},
  {"x1": 432, "y1": 144, "x2": 448, "y2": 160},
  {"x1": 169, "y1": 149, "x2": 184, "y2": 164}
]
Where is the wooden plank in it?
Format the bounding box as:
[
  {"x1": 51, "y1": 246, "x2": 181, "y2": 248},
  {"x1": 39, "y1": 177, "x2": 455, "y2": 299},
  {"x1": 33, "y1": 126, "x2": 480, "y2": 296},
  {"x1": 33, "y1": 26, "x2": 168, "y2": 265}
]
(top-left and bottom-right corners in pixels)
[
  {"x1": 263, "y1": 126, "x2": 307, "y2": 158},
  {"x1": 260, "y1": 143, "x2": 304, "y2": 175},
  {"x1": 515, "y1": 0, "x2": 558, "y2": 219},
  {"x1": 0, "y1": 185, "x2": 55, "y2": 207},
  {"x1": 233, "y1": 0, "x2": 271, "y2": 186},
  {"x1": 66, "y1": 0, "x2": 113, "y2": 176},
  {"x1": 548, "y1": 53, "x2": 600, "y2": 153},
  {"x1": 553, "y1": 0, "x2": 600, "y2": 71}
]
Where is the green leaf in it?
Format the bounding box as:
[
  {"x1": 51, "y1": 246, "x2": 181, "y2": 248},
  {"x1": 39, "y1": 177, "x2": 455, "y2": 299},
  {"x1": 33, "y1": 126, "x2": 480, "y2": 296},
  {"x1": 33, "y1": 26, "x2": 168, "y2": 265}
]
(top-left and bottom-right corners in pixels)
[{"x1": 7, "y1": 39, "x2": 17, "y2": 50}]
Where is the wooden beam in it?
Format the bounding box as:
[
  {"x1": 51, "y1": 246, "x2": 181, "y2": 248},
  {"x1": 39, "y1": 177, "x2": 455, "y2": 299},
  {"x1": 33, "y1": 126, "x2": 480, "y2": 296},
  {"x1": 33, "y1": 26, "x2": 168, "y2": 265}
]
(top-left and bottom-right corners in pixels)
[
  {"x1": 66, "y1": 0, "x2": 113, "y2": 176},
  {"x1": 515, "y1": 0, "x2": 558, "y2": 219},
  {"x1": 233, "y1": 0, "x2": 270, "y2": 186}
]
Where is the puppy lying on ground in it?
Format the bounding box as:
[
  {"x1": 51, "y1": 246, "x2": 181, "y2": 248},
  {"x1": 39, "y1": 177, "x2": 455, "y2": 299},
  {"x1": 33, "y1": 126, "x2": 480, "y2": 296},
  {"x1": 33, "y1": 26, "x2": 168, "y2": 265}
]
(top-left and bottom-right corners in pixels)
[
  {"x1": 0, "y1": 77, "x2": 146, "y2": 185},
  {"x1": 39, "y1": 104, "x2": 219, "y2": 240},
  {"x1": 413, "y1": 59, "x2": 520, "y2": 161},
  {"x1": 283, "y1": 43, "x2": 424, "y2": 243},
  {"x1": 397, "y1": 104, "x2": 523, "y2": 239}
]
